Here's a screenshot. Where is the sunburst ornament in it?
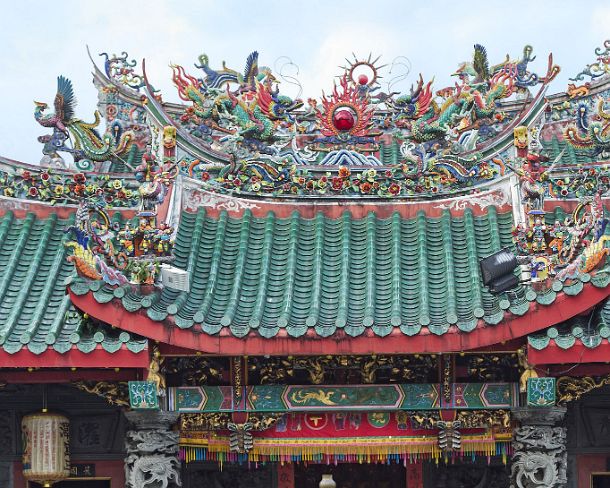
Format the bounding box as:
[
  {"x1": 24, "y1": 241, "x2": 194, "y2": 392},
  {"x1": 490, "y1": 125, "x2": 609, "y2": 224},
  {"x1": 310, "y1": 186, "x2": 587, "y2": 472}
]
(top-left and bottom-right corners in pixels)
[
  {"x1": 340, "y1": 53, "x2": 385, "y2": 88},
  {"x1": 316, "y1": 74, "x2": 374, "y2": 138}
]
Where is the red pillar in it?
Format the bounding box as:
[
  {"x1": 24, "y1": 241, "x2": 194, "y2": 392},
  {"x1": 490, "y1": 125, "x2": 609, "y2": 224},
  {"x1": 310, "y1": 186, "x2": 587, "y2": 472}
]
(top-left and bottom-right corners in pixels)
[
  {"x1": 406, "y1": 462, "x2": 423, "y2": 488},
  {"x1": 277, "y1": 463, "x2": 295, "y2": 488}
]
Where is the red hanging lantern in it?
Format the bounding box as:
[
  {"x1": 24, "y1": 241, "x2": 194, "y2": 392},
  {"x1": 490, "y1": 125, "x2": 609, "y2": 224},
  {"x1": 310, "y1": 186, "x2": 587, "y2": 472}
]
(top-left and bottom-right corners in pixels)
[{"x1": 22, "y1": 412, "x2": 70, "y2": 487}]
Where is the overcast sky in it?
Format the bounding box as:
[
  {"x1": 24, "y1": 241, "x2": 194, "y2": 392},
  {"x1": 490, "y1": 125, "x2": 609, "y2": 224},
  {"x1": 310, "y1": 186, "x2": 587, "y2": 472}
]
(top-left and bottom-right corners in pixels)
[{"x1": 0, "y1": 0, "x2": 608, "y2": 164}]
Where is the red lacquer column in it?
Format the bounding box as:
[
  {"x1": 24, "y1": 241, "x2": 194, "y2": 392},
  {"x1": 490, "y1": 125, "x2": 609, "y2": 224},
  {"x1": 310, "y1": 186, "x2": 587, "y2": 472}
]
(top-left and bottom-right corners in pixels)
[
  {"x1": 406, "y1": 463, "x2": 423, "y2": 488},
  {"x1": 277, "y1": 463, "x2": 295, "y2": 488}
]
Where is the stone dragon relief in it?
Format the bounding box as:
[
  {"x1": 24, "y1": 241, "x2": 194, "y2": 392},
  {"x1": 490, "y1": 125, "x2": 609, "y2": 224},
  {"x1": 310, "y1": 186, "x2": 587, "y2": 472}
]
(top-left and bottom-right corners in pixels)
[
  {"x1": 125, "y1": 412, "x2": 181, "y2": 488},
  {"x1": 511, "y1": 425, "x2": 567, "y2": 488}
]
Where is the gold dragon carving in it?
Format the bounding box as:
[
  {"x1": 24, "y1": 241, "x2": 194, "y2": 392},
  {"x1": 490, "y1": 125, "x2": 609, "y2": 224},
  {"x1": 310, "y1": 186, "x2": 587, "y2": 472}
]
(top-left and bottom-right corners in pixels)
[{"x1": 556, "y1": 374, "x2": 610, "y2": 405}]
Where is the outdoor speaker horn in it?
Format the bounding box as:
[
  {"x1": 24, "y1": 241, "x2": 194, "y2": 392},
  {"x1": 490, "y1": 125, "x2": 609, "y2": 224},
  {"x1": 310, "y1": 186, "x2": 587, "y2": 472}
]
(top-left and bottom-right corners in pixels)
[
  {"x1": 479, "y1": 248, "x2": 518, "y2": 286},
  {"x1": 489, "y1": 273, "x2": 519, "y2": 294}
]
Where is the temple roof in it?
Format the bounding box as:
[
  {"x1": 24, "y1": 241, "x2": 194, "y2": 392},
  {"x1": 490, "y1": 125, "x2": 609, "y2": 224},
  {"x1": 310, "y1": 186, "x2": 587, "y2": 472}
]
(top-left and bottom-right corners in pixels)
[
  {"x1": 67, "y1": 200, "x2": 610, "y2": 355},
  {"x1": 0, "y1": 211, "x2": 147, "y2": 365},
  {"x1": 4, "y1": 42, "x2": 610, "y2": 361}
]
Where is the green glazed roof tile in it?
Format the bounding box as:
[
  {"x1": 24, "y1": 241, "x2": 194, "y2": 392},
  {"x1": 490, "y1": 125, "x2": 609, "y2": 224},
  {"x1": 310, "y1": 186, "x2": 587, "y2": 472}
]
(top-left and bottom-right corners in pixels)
[
  {"x1": 72, "y1": 205, "x2": 610, "y2": 339},
  {"x1": 0, "y1": 212, "x2": 147, "y2": 356}
]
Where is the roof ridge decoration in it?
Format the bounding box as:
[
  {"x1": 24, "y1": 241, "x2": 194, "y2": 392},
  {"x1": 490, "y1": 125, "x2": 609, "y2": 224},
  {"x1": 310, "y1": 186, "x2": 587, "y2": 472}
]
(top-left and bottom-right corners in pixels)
[
  {"x1": 64, "y1": 130, "x2": 178, "y2": 285},
  {"x1": 167, "y1": 45, "x2": 559, "y2": 199},
  {"x1": 511, "y1": 125, "x2": 610, "y2": 285},
  {"x1": 35, "y1": 54, "x2": 152, "y2": 172}
]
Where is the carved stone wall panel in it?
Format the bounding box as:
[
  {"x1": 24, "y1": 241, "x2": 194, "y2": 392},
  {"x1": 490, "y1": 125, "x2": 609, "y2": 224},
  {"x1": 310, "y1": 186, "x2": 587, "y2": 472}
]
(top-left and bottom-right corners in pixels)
[{"x1": 71, "y1": 411, "x2": 123, "y2": 454}]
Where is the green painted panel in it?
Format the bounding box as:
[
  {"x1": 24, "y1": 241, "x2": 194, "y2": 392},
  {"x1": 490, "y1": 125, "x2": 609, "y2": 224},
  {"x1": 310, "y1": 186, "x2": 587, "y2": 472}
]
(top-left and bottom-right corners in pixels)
[
  {"x1": 129, "y1": 381, "x2": 159, "y2": 410},
  {"x1": 527, "y1": 377, "x2": 556, "y2": 407}
]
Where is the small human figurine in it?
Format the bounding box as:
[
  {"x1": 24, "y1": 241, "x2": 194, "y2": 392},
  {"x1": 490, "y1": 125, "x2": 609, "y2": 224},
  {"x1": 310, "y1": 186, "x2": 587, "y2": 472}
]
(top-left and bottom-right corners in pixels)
[
  {"x1": 548, "y1": 220, "x2": 566, "y2": 254},
  {"x1": 146, "y1": 347, "x2": 166, "y2": 397},
  {"x1": 118, "y1": 223, "x2": 135, "y2": 256},
  {"x1": 520, "y1": 153, "x2": 549, "y2": 211},
  {"x1": 512, "y1": 222, "x2": 530, "y2": 254},
  {"x1": 529, "y1": 217, "x2": 547, "y2": 253}
]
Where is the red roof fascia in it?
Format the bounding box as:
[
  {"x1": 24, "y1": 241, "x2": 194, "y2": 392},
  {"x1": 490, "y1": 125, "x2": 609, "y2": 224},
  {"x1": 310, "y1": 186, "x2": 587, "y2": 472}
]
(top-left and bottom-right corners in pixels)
[
  {"x1": 0, "y1": 198, "x2": 137, "y2": 220},
  {"x1": 0, "y1": 346, "x2": 149, "y2": 369},
  {"x1": 529, "y1": 343, "x2": 610, "y2": 366},
  {"x1": 0, "y1": 368, "x2": 142, "y2": 383},
  {"x1": 70, "y1": 284, "x2": 610, "y2": 355}
]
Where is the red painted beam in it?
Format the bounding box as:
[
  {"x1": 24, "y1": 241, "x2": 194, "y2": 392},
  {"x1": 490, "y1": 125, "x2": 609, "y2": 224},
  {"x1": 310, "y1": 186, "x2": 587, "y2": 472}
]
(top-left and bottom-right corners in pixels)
[
  {"x1": 70, "y1": 283, "x2": 610, "y2": 356},
  {"x1": 0, "y1": 346, "x2": 149, "y2": 368},
  {"x1": 545, "y1": 363, "x2": 610, "y2": 377},
  {"x1": 529, "y1": 343, "x2": 610, "y2": 366},
  {"x1": 0, "y1": 368, "x2": 143, "y2": 383}
]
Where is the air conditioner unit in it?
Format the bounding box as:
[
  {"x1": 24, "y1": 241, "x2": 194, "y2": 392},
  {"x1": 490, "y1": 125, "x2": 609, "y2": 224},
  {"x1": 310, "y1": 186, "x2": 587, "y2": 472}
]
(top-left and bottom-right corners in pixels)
[{"x1": 160, "y1": 265, "x2": 190, "y2": 292}]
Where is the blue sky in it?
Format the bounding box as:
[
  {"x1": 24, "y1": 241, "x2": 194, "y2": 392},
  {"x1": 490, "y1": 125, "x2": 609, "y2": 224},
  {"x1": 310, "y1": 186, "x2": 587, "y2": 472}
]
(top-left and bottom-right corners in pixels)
[{"x1": 0, "y1": 0, "x2": 608, "y2": 164}]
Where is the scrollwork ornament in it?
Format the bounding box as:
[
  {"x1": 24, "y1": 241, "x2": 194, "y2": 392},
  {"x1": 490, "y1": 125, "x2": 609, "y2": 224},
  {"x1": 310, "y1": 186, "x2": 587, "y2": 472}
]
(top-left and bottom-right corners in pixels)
[{"x1": 570, "y1": 40, "x2": 610, "y2": 81}]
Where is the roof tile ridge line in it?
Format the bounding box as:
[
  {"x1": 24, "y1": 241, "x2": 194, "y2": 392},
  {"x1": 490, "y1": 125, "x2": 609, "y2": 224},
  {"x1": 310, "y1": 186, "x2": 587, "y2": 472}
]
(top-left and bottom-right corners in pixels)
[
  {"x1": 441, "y1": 210, "x2": 458, "y2": 325},
  {"x1": 0, "y1": 212, "x2": 34, "y2": 310},
  {"x1": 249, "y1": 213, "x2": 276, "y2": 328},
  {"x1": 416, "y1": 211, "x2": 430, "y2": 327},
  {"x1": 0, "y1": 214, "x2": 57, "y2": 345},
  {"x1": 22, "y1": 214, "x2": 76, "y2": 344},
  {"x1": 335, "y1": 212, "x2": 352, "y2": 328},
  {"x1": 46, "y1": 295, "x2": 73, "y2": 345},
  {"x1": 221, "y1": 209, "x2": 253, "y2": 328},
  {"x1": 193, "y1": 211, "x2": 228, "y2": 325},
  {"x1": 464, "y1": 208, "x2": 485, "y2": 319},
  {"x1": 305, "y1": 213, "x2": 326, "y2": 328},
  {"x1": 390, "y1": 212, "x2": 401, "y2": 327},
  {"x1": 363, "y1": 212, "x2": 376, "y2": 328},
  {"x1": 277, "y1": 212, "x2": 300, "y2": 328},
  {"x1": 167, "y1": 208, "x2": 207, "y2": 316},
  {"x1": 484, "y1": 205, "x2": 506, "y2": 317},
  {"x1": 487, "y1": 206, "x2": 501, "y2": 252},
  {"x1": 0, "y1": 211, "x2": 14, "y2": 250}
]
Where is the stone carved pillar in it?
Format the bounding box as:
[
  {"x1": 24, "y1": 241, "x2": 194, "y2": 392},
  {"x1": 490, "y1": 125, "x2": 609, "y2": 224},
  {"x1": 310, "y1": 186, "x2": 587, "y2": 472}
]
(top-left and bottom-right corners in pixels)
[
  {"x1": 510, "y1": 407, "x2": 567, "y2": 488},
  {"x1": 125, "y1": 411, "x2": 181, "y2": 488}
]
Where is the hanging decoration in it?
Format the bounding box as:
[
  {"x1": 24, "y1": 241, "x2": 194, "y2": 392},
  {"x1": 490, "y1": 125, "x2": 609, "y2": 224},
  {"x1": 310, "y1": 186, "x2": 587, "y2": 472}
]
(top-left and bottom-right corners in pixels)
[
  {"x1": 22, "y1": 413, "x2": 70, "y2": 487},
  {"x1": 179, "y1": 411, "x2": 512, "y2": 465}
]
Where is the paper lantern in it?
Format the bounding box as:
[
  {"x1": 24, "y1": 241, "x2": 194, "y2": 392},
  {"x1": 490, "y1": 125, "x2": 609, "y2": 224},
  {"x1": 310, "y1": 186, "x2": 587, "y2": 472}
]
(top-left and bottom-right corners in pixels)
[{"x1": 22, "y1": 413, "x2": 70, "y2": 487}]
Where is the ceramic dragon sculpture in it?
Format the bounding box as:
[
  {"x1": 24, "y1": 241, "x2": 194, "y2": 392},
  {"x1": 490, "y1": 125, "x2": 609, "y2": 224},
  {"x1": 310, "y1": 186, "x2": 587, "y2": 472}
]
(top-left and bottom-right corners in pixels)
[
  {"x1": 172, "y1": 58, "x2": 302, "y2": 146},
  {"x1": 35, "y1": 75, "x2": 135, "y2": 168},
  {"x1": 388, "y1": 66, "x2": 516, "y2": 144},
  {"x1": 388, "y1": 44, "x2": 557, "y2": 147}
]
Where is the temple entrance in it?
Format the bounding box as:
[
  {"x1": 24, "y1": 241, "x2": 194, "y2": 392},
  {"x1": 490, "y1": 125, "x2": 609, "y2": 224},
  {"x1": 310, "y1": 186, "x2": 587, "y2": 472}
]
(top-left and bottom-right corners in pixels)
[
  {"x1": 182, "y1": 461, "x2": 275, "y2": 487},
  {"x1": 593, "y1": 474, "x2": 610, "y2": 488},
  {"x1": 423, "y1": 460, "x2": 509, "y2": 487},
  {"x1": 294, "y1": 463, "x2": 406, "y2": 488}
]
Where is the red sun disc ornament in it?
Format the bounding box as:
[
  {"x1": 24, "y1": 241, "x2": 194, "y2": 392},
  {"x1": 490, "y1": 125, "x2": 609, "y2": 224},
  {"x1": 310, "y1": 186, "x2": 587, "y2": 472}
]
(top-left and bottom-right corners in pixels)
[{"x1": 332, "y1": 108, "x2": 355, "y2": 132}]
